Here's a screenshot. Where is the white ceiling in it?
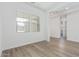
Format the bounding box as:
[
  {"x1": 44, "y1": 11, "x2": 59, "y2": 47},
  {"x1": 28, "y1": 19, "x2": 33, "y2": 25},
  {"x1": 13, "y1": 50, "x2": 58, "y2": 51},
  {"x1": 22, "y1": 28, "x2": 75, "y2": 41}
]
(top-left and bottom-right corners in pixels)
[
  {"x1": 26, "y1": 2, "x2": 79, "y2": 17},
  {"x1": 27, "y1": 2, "x2": 79, "y2": 11}
]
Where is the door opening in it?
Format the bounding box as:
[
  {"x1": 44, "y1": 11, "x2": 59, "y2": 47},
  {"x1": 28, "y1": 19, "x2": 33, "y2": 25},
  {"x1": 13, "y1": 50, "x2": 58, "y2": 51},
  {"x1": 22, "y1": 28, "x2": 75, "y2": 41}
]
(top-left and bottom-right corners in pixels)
[{"x1": 60, "y1": 15, "x2": 67, "y2": 40}]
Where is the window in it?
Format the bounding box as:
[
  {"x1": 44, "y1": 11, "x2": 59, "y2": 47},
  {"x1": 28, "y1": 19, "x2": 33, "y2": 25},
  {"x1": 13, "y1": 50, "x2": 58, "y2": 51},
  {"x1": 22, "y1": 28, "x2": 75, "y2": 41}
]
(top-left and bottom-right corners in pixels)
[
  {"x1": 31, "y1": 16, "x2": 40, "y2": 32},
  {"x1": 16, "y1": 17, "x2": 30, "y2": 32},
  {"x1": 16, "y1": 12, "x2": 40, "y2": 32}
]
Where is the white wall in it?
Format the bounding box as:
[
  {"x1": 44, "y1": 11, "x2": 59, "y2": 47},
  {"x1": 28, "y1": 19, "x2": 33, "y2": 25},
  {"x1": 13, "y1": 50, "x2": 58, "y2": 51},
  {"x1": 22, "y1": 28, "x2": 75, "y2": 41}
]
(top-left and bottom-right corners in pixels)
[
  {"x1": 0, "y1": 3, "x2": 2, "y2": 56},
  {"x1": 0, "y1": 15, "x2": 2, "y2": 56},
  {"x1": 67, "y1": 11, "x2": 79, "y2": 42},
  {"x1": 49, "y1": 17, "x2": 60, "y2": 38},
  {"x1": 45, "y1": 12, "x2": 50, "y2": 41},
  {"x1": 1, "y1": 3, "x2": 48, "y2": 50}
]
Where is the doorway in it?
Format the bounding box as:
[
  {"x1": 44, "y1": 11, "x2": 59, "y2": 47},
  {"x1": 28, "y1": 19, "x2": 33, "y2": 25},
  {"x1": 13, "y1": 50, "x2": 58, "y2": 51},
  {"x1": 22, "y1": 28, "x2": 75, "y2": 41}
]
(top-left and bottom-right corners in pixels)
[{"x1": 60, "y1": 15, "x2": 67, "y2": 40}]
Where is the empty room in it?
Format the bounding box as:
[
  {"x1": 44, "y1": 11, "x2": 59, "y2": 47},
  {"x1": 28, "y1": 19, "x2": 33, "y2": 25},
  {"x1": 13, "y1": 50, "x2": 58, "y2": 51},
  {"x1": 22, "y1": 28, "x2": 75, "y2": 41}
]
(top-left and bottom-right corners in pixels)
[{"x1": 0, "y1": 2, "x2": 79, "y2": 57}]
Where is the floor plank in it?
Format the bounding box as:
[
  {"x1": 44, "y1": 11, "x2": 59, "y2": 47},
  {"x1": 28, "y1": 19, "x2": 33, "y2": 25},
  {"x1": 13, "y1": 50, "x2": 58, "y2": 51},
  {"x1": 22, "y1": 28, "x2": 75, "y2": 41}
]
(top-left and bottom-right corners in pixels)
[{"x1": 1, "y1": 38, "x2": 79, "y2": 57}]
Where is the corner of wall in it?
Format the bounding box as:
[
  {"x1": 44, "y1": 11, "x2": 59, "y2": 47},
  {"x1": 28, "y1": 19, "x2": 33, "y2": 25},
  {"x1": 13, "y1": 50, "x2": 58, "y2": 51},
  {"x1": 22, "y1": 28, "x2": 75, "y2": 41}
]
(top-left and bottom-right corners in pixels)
[{"x1": 0, "y1": 49, "x2": 2, "y2": 57}]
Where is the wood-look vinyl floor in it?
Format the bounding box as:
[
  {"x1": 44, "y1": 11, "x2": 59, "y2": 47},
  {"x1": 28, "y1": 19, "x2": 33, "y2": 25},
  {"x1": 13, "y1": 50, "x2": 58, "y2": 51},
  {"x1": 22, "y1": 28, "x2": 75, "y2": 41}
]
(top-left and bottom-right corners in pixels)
[{"x1": 2, "y1": 38, "x2": 79, "y2": 57}]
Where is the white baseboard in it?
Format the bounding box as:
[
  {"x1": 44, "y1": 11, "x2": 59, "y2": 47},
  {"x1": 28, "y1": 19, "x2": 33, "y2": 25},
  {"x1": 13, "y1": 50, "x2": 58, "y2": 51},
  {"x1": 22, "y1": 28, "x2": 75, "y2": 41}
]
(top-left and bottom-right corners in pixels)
[
  {"x1": 2, "y1": 39, "x2": 46, "y2": 51},
  {"x1": 50, "y1": 37, "x2": 60, "y2": 39},
  {"x1": 67, "y1": 39, "x2": 79, "y2": 43},
  {"x1": 46, "y1": 38, "x2": 50, "y2": 42}
]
